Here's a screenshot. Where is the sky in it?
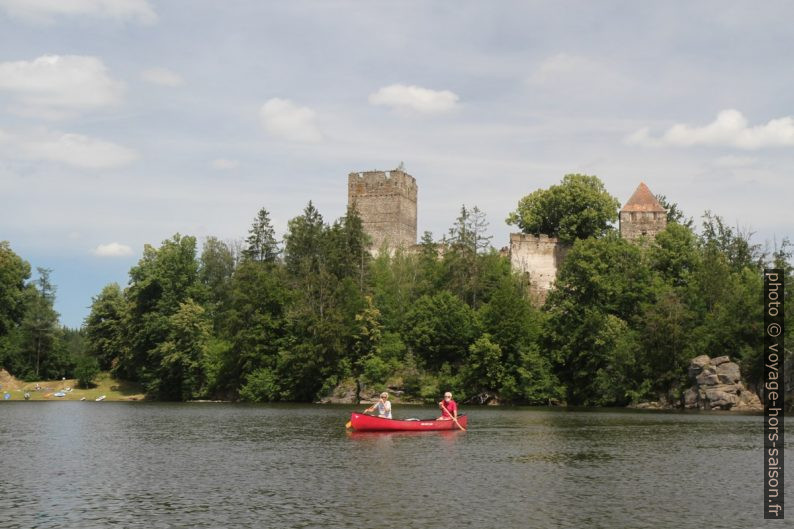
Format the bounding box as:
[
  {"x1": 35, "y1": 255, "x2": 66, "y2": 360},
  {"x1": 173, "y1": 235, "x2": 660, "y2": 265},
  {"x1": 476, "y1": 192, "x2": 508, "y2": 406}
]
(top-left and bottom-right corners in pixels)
[{"x1": 1, "y1": 0, "x2": 792, "y2": 327}]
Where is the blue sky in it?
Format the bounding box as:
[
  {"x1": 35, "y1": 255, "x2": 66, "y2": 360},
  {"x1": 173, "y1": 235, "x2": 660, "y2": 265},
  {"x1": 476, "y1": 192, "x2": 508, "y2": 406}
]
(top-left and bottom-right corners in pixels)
[{"x1": 1, "y1": 0, "x2": 792, "y2": 327}]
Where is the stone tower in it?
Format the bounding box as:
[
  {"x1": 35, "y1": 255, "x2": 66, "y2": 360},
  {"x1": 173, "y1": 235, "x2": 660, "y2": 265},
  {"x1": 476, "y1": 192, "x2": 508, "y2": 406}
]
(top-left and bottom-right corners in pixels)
[
  {"x1": 619, "y1": 182, "x2": 667, "y2": 241},
  {"x1": 509, "y1": 233, "x2": 570, "y2": 304},
  {"x1": 348, "y1": 166, "x2": 418, "y2": 252}
]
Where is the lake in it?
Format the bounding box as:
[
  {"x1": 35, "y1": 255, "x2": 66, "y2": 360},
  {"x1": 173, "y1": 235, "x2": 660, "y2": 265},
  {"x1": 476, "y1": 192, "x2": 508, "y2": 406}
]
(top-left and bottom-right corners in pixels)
[{"x1": 0, "y1": 403, "x2": 788, "y2": 528}]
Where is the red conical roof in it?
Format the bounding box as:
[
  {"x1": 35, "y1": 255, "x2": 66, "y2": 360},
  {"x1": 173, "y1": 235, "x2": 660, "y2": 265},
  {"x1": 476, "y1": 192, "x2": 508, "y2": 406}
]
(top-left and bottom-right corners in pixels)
[{"x1": 621, "y1": 182, "x2": 666, "y2": 212}]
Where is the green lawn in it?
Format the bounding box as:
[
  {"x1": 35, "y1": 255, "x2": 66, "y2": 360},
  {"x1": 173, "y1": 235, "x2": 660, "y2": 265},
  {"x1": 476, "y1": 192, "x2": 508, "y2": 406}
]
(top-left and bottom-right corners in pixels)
[{"x1": 2, "y1": 372, "x2": 145, "y2": 401}]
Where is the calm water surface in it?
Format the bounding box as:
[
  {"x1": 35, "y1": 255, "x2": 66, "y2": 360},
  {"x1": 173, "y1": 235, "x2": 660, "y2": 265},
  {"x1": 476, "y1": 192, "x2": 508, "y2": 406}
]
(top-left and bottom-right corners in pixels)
[{"x1": 0, "y1": 403, "x2": 789, "y2": 528}]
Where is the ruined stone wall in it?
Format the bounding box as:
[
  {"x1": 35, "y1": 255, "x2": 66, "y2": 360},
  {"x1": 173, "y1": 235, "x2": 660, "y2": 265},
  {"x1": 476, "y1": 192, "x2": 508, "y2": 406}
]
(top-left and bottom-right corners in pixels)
[
  {"x1": 619, "y1": 211, "x2": 667, "y2": 241},
  {"x1": 509, "y1": 234, "x2": 570, "y2": 305},
  {"x1": 348, "y1": 169, "x2": 418, "y2": 252}
]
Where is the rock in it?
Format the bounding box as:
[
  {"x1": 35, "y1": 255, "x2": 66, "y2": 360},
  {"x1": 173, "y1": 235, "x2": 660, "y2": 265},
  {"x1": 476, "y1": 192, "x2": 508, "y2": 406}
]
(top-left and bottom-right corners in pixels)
[
  {"x1": 734, "y1": 388, "x2": 763, "y2": 411},
  {"x1": 654, "y1": 354, "x2": 757, "y2": 412},
  {"x1": 718, "y1": 374, "x2": 736, "y2": 384},
  {"x1": 710, "y1": 383, "x2": 740, "y2": 395},
  {"x1": 633, "y1": 401, "x2": 663, "y2": 409},
  {"x1": 691, "y1": 355, "x2": 711, "y2": 367},
  {"x1": 716, "y1": 362, "x2": 741, "y2": 384},
  {"x1": 683, "y1": 387, "x2": 698, "y2": 409},
  {"x1": 688, "y1": 355, "x2": 711, "y2": 378},
  {"x1": 704, "y1": 388, "x2": 739, "y2": 409},
  {"x1": 696, "y1": 372, "x2": 720, "y2": 386}
]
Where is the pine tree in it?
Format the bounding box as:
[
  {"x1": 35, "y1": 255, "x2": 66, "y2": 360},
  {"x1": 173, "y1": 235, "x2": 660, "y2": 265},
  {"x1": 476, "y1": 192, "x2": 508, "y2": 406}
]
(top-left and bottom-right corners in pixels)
[{"x1": 243, "y1": 208, "x2": 279, "y2": 263}]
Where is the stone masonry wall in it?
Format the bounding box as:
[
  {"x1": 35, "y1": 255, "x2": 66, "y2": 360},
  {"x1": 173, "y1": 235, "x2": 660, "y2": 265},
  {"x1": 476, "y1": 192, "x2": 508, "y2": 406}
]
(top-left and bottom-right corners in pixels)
[
  {"x1": 509, "y1": 234, "x2": 570, "y2": 304},
  {"x1": 619, "y1": 211, "x2": 667, "y2": 241},
  {"x1": 348, "y1": 169, "x2": 418, "y2": 252}
]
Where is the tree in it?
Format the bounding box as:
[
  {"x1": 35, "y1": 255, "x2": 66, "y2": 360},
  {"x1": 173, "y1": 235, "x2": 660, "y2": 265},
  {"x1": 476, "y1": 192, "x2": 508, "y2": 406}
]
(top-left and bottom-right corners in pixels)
[
  {"x1": 655, "y1": 194, "x2": 694, "y2": 228},
  {"x1": 284, "y1": 201, "x2": 325, "y2": 277},
  {"x1": 20, "y1": 268, "x2": 60, "y2": 379},
  {"x1": 544, "y1": 234, "x2": 654, "y2": 404},
  {"x1": 326, "y1": 206, "x2": 371, "y2": 291},
  {"x1": 84, "y1": 283, "x2": 125, "y2": 370},
  {"x1": 416, "y1": 231, "x2": 441, "y2": 297},
  {"x1": 635, "y1": 287, "x2": 693, "y2": 394},
  {"x1": 403, "y1": 291, "x2": 478, "y2": 369},
  {"x1": 506, "y1": 173, "x2": 620, "y2": 243},
  {"x1": 350, "y1": 296, "x2": 382, "y2": 402},
  {"x1": 219, "y1": 259, "x2": 289, "y2": 395},
  {"x1": 115, "y1": 233, "x2": 203, "y2": 395},
  {"x1": 0, "y1": 241, "x2": 31, "y2": 336},
  {"x1": 462, "y1": 334, "x2": 504, "y2": 394},
  {"x1": 371, "y1": 249, "x2": 418, "y2": 333},
  {"x1": 649, "y1": 222, "x2": 699, "y2": 287},
  {"x1": 199, "y1": 237, "x2": 236, "y2": 329},
  {"x1": 152, "y1": 299, "x2": 211, "y2": 400},
  {"x1": 700, "y1": 211, "x2": 762, "y2": 273},
  {"x1": 243, "y1": 208, "x2": 280, "y2": 263},
  {"x1": 442, "y1": 205, "x2": 496, "y2": 308},
  {"x1": 74, "y1": 355, "x2": 100, "y2": 388},
  {"x1": 478, "y1": 275, "x2": 540, "y2": 366}
]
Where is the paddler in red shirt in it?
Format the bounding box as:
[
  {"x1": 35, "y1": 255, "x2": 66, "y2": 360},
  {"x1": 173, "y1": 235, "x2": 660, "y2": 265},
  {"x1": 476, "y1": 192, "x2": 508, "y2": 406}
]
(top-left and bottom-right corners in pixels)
[{"x1": 438, "y1": 391, "x2": 458, "y2": 420}]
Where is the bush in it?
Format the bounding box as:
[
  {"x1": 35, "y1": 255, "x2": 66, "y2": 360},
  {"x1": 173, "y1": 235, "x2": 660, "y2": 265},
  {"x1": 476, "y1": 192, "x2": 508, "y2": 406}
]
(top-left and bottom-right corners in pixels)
[
  {"x1": 362, "y1": 355, "x2": 389, "y2": 387},
  {"x1": 239, "y1": 368, "x2": 280, "y2": 402},
  {"x1": 74, "y1": 356, "x2": 100, "y2": 388}
]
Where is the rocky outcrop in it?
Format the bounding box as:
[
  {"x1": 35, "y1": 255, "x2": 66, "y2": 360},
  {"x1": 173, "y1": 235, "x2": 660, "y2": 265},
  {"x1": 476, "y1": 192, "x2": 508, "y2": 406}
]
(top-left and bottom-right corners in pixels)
[{"x1": 683, "y1": 355, "x2": 762, "y2": 411}]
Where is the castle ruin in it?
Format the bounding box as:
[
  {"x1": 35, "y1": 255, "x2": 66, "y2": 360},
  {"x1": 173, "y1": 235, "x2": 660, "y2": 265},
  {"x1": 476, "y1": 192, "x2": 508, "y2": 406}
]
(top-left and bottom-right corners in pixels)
[
  {"x1": 344, "y1": 169, "x2": 666, "y2": 303},
  {"x1": 348, "y1": 166, "x2": 418, "y2": 253},
  {"x1": 510, "y1": 181, "x2": 666, "y2": 303},
  {"x1": 509, "y1": 234, "x2": 570, "y2": 304}
]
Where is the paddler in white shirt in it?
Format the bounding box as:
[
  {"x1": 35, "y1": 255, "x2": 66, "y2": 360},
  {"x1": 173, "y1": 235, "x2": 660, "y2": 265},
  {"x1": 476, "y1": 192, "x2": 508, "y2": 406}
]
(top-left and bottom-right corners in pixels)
[{"x1": 363, "y1": 391, "x2": 392, "y2": 419}]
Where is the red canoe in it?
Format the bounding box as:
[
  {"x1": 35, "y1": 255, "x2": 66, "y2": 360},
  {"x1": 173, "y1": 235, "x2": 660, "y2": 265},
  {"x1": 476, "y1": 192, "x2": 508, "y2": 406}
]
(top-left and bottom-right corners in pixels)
[{"x1": 348, "y1": 412, "x2": 467, "y2": 432}]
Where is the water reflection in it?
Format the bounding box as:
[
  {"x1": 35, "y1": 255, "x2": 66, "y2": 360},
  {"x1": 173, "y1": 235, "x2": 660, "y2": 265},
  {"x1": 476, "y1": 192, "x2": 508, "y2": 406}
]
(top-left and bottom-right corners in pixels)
[
  {"x1": 0, "y1": 403, "x2": 789, "y2": 529},
  {"x1": 346, "y1": 429, "x2": 464, "y2": 441}
]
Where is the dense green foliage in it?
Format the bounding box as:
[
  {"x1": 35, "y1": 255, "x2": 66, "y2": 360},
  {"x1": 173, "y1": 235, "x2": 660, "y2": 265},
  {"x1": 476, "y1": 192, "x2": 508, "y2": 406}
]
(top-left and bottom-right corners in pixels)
[
  {"x1": 0, "y1": 243, "x2": 85, "y2": 380},
  {"x1": 74, "y1": 355, "x2": 100, "y2": 388},
  {"x1": 2, "y1": 175, "x2": 791, "y2": 406},
  {"x1": 506, "y1": 174, "x2": 621, "y2": 243}
]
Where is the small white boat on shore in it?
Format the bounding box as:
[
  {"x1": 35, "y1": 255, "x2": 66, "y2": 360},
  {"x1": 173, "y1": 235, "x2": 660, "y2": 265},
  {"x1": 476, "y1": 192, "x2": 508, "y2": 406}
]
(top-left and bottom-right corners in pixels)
[{"x1": 95, "y1": 395, "x2": 106, "y2": 402}]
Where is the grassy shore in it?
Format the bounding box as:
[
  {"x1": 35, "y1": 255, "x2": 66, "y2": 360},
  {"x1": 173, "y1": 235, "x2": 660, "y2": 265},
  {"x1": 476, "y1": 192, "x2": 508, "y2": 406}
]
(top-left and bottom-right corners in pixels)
[{"x1": 1, "y1": 371, "x2": 145, "y2": 401}]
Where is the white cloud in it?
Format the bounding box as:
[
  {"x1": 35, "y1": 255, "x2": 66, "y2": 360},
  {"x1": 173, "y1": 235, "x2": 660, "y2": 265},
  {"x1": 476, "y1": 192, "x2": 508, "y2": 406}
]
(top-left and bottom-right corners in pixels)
[
  {"x1": 527, "y1": 53, "x2": 634, "y2": 95},
  {"x1": 0, "y1": 0, "x2": 156, "y2": 24},
  {"x1": 211, "y1": 158, "x2": 239, "y2": 170},
  {"x1": 93, "y1": 242, "x2": 133, "y2": 257},
  {"x1": 369, "y1": 84, "x2": 459, "y2": 114},
  {"x1": 626, "y1": 110, "x2": 794, "y2": 150},
  {"x1": 713, "y1": 155, "x2": 757, "y2": 168},
  {"x1": 140, "y1": 67, "x2": 183, "y2": 87},
  {"x1": 0, "y1": 55, "x2": 124, "y2": 118},
  {"x1": 530, "y1": 53, "x2": 601, "y2": 84},
  {"x1": 259, "y1": 98, "x2": 322, "y2": 143},
  {"x1": 0, "y1": 128, "x2": 137, "y2": 168}
]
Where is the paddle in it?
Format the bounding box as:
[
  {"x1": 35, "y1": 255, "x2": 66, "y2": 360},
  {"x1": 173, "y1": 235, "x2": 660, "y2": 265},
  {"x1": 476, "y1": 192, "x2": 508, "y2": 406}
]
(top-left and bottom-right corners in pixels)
[{"x1": 440, "y1": 402, "x2": 466, "y2": 431}]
